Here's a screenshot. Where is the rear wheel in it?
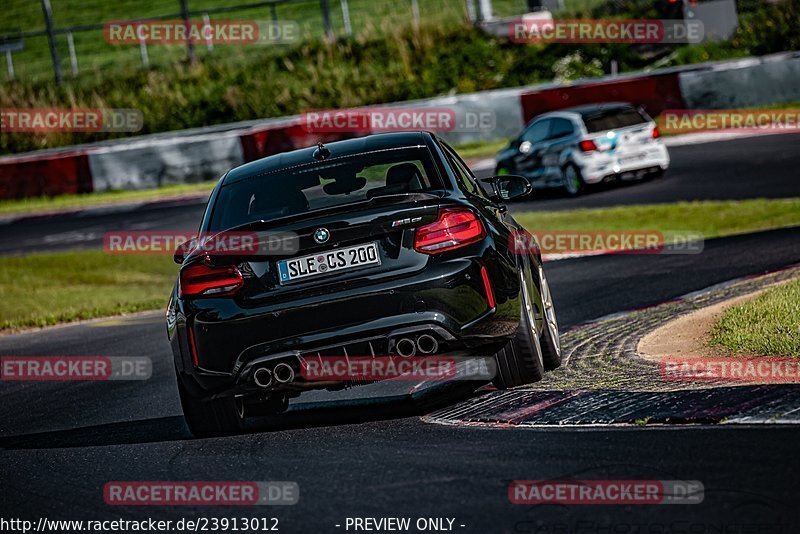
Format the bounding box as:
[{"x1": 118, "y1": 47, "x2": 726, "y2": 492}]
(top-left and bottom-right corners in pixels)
[
  {"x1": 493, "y1": 268, "x2": 545, "y2": 389},
  {"x1": 562, "y1": 163, "x2": 584, "y2": 196},
  {"x1": 537, "y1": 263, "x2": 562, "y2": 370},
  {"x1": 177, "y1": 377, "x2": 245, "y2": 437}
]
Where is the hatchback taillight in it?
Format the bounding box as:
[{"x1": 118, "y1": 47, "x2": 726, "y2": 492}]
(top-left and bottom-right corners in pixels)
[
  {"x1": 579, "y1": 139, "x2": 598, "y2": 152},
  {"x1": 652, "y1": 126, "x2": 662, "y2": 139},
  {"x1": 414, "y1": 208, "x2": 486, "y2": 254},
  {"x1": 179, "y1": 263, "x2": 244, "y2": 298}
]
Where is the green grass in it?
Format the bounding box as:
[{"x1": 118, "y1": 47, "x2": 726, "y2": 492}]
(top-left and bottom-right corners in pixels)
[
  {"x1": 3, "y1": 197, "x2": 800, "y2": 332},
  {"x1": 2, "y1": 0, "x2": 523, "y2": 83},
  {"x1": 709, "y1": 278, "x2": 800, "y2": 356},
  {"x1": 453, "y1": 138, "x2": 510, "y2": 160},
  {"x1": 514, "y1": 198, "x2": 800, "y2": 240},
  {"x1": 0, "y1": 250, "x2": 177, "y2": 331},
  {"x1": 0, "y1": 182, "x2": 215, "y2": 217}
]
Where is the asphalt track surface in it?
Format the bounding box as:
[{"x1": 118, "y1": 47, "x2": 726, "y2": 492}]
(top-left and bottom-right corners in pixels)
[{"x1": 2, "y1": 133, "x2": 800, "y2": 531}]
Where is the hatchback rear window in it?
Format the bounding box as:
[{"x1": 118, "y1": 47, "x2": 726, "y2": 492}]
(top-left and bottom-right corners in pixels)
[
  {"x1": 208, "y1": 147, "x2": 441, "y2": 232},
  {"x1": 583, "y1": 107, "x2": 649, "y2": 133}
]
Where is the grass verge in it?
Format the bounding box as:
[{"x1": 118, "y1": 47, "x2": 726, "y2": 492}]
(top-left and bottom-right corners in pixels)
[
  {"x1": 0, "y1": 251, "x2": 177, "y2": 332},
  {"x1": 513, "y1": 198, "x2": 800, "y2": 239},
  {"x1": 0, "y1": 182, "x2": 216, "y2": 218},
  {"x1": 2, "y1": 198, "x2": 800, "y2": 333},
  {"x1": 708, "y1": 278, "x2": 800, "y2": 356}
]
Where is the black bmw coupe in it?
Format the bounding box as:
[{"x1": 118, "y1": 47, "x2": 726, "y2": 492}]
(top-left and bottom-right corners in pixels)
[{"x1": 167, "y1": 131, "x2": 561, "y2": 436}]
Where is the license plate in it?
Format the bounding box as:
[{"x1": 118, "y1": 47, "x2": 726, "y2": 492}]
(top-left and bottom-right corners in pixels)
[
  {"x1": 618, "y1": 154, "x2": 644, "y2": 165},
  {"x1": 278, "y1": 242, "x2": 381, "y2": 283}
]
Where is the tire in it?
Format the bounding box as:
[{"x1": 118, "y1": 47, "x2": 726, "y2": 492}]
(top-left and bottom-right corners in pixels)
[
  {"x1": 562, "y1": 163, "x2": 584, "y2": 196},
  {"x1": 177, "y1": 377, "x2": 245, "y2": 437},
  {"x1": 493, "y1": 268, "x2": 545, "y2": 389},
  {"x1": 537, "y1": 262, "x2": 562, "y2": 371}
]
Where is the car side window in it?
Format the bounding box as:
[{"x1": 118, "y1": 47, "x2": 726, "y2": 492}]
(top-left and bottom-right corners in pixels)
[
  {"x1": 548, "y1": 118, "x2": 574, "y2": 140},
  {"x1": 520, "y1": 119, "x2": 550, "y2": 144},
  {"x1": 442, "y1": 143, "x2": 487, "y2": 199}
]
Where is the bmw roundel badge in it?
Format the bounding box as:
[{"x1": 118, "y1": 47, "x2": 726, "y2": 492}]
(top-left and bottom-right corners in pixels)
[{"x1": 313, "y1": 227, "x2": 330, "y2": 244}]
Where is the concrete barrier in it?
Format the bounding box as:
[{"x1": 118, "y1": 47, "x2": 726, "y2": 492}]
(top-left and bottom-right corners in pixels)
[
  {"x1": 679, "y1": 53, "x2": 800, "y2": 109},
  {"x1": 88, "y1": 132, "x2": 244, "y2": 192}
]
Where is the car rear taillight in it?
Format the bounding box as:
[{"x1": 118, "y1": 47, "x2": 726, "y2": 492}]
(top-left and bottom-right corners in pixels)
[
  {"x1": 652, "y1": 126, "x2": 662, "y2": 139},
  {"x1": 579, "y1": 139, "x2": 598, "y2": 152},
  {"x1": 414, "y1": 208, "x2": 486, "y2": 254},
  {"x1": 179, "y1": 262, "x2": 244, "y2": 298}
]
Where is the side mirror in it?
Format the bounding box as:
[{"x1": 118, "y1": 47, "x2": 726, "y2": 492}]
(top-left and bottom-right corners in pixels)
[
  {"x1": 480, "y1": 175, "x2": 532, "y2": 201},
  {"x1": 173, "y1": 238, "x2": 196, "y2": 265}
]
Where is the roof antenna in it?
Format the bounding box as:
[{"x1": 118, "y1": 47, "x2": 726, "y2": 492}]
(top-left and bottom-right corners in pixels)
[{"x1": 313, "y1": 142, "x2": 331, "y2": 161}]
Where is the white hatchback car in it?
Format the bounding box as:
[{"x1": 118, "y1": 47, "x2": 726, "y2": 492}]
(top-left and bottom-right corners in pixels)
[{"x1": 495, "y1": 102, "x2": 670, "y2": 196}]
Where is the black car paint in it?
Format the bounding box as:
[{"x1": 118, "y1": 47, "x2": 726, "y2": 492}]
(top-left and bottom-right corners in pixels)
[{"x1": 167, "y1": 132, "x2": 544, "y2": 399}]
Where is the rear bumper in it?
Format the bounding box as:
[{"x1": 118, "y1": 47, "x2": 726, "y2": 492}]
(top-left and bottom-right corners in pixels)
[
  {"x1": 581, "y1": 144, "x2": 670, "y2": 184},
  {"x1": 171, "y1": 254, "x2": 521, "y2": 395}
]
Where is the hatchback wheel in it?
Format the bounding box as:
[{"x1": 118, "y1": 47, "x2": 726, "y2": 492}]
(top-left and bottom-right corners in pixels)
[{"x1": 562, "y1": 164, "x2": 584, "y2": 196}]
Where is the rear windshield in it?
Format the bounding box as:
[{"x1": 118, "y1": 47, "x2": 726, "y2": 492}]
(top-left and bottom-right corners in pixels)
[
  {"x1": 583, "y1": 107, "x2": 649, "y2": 133},
  {"x1": 208, "y1": 147, "x2": 440, "y2": 232}
]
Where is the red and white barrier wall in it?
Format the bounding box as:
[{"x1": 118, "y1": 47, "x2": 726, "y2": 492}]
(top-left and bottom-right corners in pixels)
[{"x1": 1, "y1": 51, "x2": 798, "y2": 200}]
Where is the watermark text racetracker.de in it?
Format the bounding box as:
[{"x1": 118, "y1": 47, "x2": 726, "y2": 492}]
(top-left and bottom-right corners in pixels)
[
  {"x1": 301, "y1": 107, "x2": 496, "y2": 133},
  {"x1": 104, "y1": 481, "x2": 298, "y2": 506},
  {"x1": 300, "y1": 355, "x2": 496, "y2": 381},
  {"x1": 509, "y1": 19, "x2": 704, "y2": 44},
  {"x1": 661, "y1": 109, "x2": 800, "y2": 134},
  {"x1": 103, "y1": 230, "x2": 300, "y2": 256},
  {"x1": 510, "y1": 230, "x2": 704, "y2": 257},
  {"x1": 1, "y1": 108, "x2": 143, "y2": 133},
  {"x1": 104, "y1": 20, "x2": 299, "y2": 45},
  {"x1": 1, "y1": 356, "x2": 151, "y2": 381},
  {"x1": 509, "y1": 480, "x2": 704, "y2": 505},
  {"x1": 661, "y1": 357, "x2": 800, "y2": 383}
]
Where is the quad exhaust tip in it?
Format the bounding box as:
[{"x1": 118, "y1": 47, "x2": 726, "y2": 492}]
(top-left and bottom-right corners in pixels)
[
  {"x1": 416, "y1": 334, "x2": 439, "y2": 355},
  {"x1": 273, "y1": 362, "x2": 296, "y2": 384},
  {"x1": 253, "y1": 367, "x2": 273, "y2": 388},
  {"x1": 395, "y1": 338, "x2": 417, "y2": 358}
]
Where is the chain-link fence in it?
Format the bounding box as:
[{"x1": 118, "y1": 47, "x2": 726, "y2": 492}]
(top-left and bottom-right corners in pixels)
[{"x1": 1, "y1": 0, "x2": 543, "y2": 84}]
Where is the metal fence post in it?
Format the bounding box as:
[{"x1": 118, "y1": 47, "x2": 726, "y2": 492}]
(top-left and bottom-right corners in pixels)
[
  {"x1": 320, "y1": 0, "x2": 334, "y2": 40},
  {"x1": 477, "y1": 0, "x2": 493, "y2": 21},
  {"x1": 202, "y1": 13, "x2": 214, "y2": 52},
  {"x1": 465, "y1": 0, "x2": 477, "y2": 23},
  {"x1": 179, "y1": 0, "x2": 196, "y2": 63},
  {"x1": 66, "y1": 31, "x2": 79, "y2": 76},
  {"x1": 138, "y1": 23, "x2": 150, "y2": 68},
  {"x1": 340, "y1": 0, "x2": 352, "y2": 36},
  {"x1": 5, "y1": 50, "x2": 14, "y2": 80},
  {"x1": 40, "y1": 0, "x2": 63, "y2": 84}
]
